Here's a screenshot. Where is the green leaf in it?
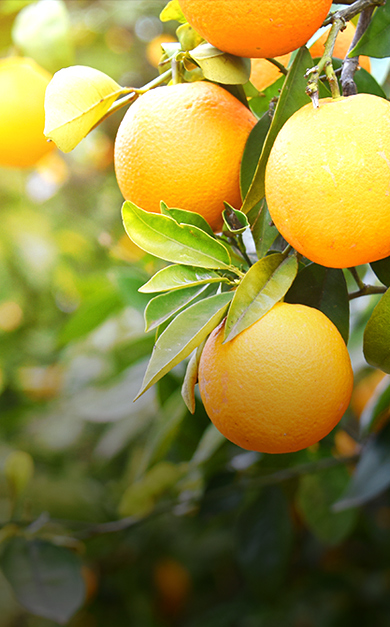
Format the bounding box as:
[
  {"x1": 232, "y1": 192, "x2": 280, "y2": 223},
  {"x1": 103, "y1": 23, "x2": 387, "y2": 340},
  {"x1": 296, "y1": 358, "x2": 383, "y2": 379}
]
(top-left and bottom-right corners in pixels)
[
  {"x1": 181, "y1": 340, "x2": 205, "y2": 413},
  {"x1": 240, "y1": 113, "x2": 272, "y2": 198},
  {"x1": 350, "y1": 3, "x2": 390, "y2": 58},
  {"x1": 109, "y1": 267, "x2": 150, "y2": 310},
  {"x1": 140, "y1": 264, "x2": 227, "y2": 293},
  {"x1": 248, "y1": 199, "x2": 279, "y2": 258},
  {"x1": 44, "y1": 65, "x2": 126, "y2": 152},
  {"x1": 136, "y1": 292, "x2": 233, "y2": 398},
  {"x1": 160, "y1": 202, "x2": 215, "y2": 237},
  {"x1": 371, "y1": 257, "x2": 390, "y2": 287},
  {"x1": 160, "y1": 0, "x2": 186, "y2": 24},
  {"x1": 296, "y1": 465, "x2": 358, "y2": 545},
  {"x1": 190, "y1": 424, "x2": 226, "y2": 466},
  {"x1": 119, "y1": 461, "x2": 185, "y2": 518},
  {"x1": 333, "y1": 423, "x2": 390, "y2": 511},
  {"x1": 189, "y1": 43, "x2": 251, "y2": 85},
  {"x1": 241, "y1": 47, "x2": 312, "y2": 214},
  {"x1": 58, "y1": 284, "x2": 123, "y2": 345},
  {"x1": 122, "y1": 202, "x2": 231, "y2": 270},
  {"x1": 331, "y1": 59, "x2": 386, "y2": 99},
  {"x1": 360, "y1": 375, "x2": 390, "y2": 435},
  {"x1": 12, "y1": 0, "x2": 74, "y2": 74},
  {"x1": 285, "y1": 264, "x2": 350, "y2": 343},
  {"x1": 363, "y1": 288, "x2": 390, "y2": 373},
  {"x1": 248, "y1": 75, "x2": 285, "y2": 118},
  {"x1": 236, "y1": 487, "x2": 293, "y2": 591},
  {"x1": 0, "y1": 537, "x2": 85, "y2": 624},
  {"x1": 225, "y1": 253, "x2": 298, "y2": 342},
  {"x1": 145, "y1": 284, "x2": 209, "y2": 331},
  {"x1": 222, "y1": 204, "x2": 249, "y2": 234}
]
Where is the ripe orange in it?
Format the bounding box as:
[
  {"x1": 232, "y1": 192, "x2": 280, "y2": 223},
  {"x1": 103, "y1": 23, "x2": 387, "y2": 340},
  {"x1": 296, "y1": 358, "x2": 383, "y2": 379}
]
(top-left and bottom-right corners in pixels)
[
  {"x1": 310, "y1": 21, "x2": 371, "y2": 72},
  {"x1": 250, "y1": 54, "x2": 291, "y2": 92},
  {"x1": 114, "y1": 81, "x2": 256, "y2": 232},
  {"x1": 265, "y1": 94, "x2": 390, "y2": 268},
  {"x1": 198, "y1": 302, "x2": 353, "y2": 454},
  {"x1": 178, "y1": 0, "x2": 332, "y2": 58},
  {"x1": 0, "y1": 57, "x2": 54, "y2": 168},
  {"x1": 146, "y1": 34, "x2": 177, "y2": 68},
  {"x1": 153, "y1": 558, "x2": 192, "y2": 617}
]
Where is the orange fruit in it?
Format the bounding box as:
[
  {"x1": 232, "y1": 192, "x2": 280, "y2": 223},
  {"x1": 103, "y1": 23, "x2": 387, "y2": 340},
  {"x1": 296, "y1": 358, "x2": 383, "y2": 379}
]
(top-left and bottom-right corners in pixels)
[
  {"x1": 146, "y1": 34, "x2": 177, "y2": 68},
  {"x1": 198, "y1": 302, "x2": 353, "y2": 454},
  {"x1": 153, "y1": 558, "x2": 192, "y2": 617},
  {"x1": 265, "y1": 94, "x2": 390, "y2": 268},
  {"x1": 178, "y1": 0, "x2": 332, "y2": 58},
  {"x1": 0, "y1": 57, "x2": 54, "y2": 168},
  {"x1": 351, "y1": 369, "x2": 386, "y2": 419},
  {"x1": 310, "y1": 21, "x2": 371, "y2": 72},
  {"x1": 114, "y1": 81, "x2": 256, "y2": 232},
  {"x1": 250, "y1": 54, "x2": 291, "y2": 92}
]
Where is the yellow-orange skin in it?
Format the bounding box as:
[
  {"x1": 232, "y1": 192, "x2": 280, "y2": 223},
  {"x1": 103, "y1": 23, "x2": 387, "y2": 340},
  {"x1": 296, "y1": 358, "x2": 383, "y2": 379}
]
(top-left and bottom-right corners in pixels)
[
  {"x1": 250, "y1": 54, "x2": 291, "y2": 92},
  {"x1": 178, "y1": 0, "x2": 332, "y2": 58},
  {"x1": 114, "y1": 81, "x2": 256, "y2": 232},
  {"x1": 0, "y1": 57, "x2": 54, "y2": 168},
  {"x1": 198, "y1": 303, "x2": 353, "y2": 454},
  {"x1": 310, "y1": 21, "x2": 371, "y2": 72},
  {"x1": 265, "y1": 94, "x2": 390, "y2": 268}
]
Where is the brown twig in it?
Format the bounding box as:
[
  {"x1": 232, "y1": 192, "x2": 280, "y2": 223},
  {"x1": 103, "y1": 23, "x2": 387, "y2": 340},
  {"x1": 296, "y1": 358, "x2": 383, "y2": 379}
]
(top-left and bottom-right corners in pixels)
[{"x1": 340, "y1": 5, "x2": 377, "y2": 95}]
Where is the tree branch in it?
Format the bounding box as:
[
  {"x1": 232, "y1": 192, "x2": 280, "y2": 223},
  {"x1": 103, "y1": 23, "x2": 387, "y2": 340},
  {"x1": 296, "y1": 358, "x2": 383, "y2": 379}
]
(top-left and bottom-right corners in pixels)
[{"x1": 340, "y1": 5, "x2": 376, "y2": 95}]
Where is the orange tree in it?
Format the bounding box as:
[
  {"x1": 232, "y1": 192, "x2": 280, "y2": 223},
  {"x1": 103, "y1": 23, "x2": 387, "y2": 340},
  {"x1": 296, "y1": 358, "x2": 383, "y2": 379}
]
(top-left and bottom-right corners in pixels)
[{"x1": 2, "y1": 0, "x2": 390, "y2": 625}]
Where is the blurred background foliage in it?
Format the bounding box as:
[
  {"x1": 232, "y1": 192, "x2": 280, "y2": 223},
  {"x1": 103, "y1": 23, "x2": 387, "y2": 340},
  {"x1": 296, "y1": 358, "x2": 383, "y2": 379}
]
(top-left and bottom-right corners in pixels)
[{"x1": 1, "y1": 1, "x2": 390, "y2": 626}]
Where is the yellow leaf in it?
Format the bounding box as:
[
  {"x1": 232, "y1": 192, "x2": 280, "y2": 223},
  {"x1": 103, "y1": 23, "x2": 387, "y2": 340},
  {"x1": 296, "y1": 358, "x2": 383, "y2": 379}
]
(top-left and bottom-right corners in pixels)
[{"x1": 44, "y1": 65, "x2": 127, "y2": 152}]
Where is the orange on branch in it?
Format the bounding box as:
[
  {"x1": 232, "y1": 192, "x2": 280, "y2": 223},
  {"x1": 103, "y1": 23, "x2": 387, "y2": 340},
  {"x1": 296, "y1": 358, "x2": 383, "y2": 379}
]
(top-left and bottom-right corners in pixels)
[
  {"x1": 198, "y1": 303, "x2": 353, "y2": 454},
  {"x1": 250, "y1": 54, "x2": 291, "y2": 92},
  {"x1": 0, "y1": 57, "x2": 54, "y2": 168},
  {"x1": 114, "y1": 81, "x2": 256, "y2": 232},
  {"x1": 146, "y1": 34, "x2": 177, "y2": 68},
  {"x1": 178, "y1": 0, "x2": 332, "y2": 58},
  {"x1": 265, "y1": 94, "x2": 390, "y2": 268}
]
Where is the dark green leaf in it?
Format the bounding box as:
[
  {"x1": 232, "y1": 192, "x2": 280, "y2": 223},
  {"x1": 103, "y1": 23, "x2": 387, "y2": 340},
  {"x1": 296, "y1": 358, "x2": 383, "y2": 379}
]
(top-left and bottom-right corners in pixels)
[
  {"x1": 296, "y1": 465, "x2": 357, "y2": 544},
  {"x1": 333, "y1": 423, "x2": 390, "y2": 511},
  {"x1": 236, "y1": 487, "x2": 293, "y2": 591},
  {"x1": 285, "y1": 264, "x2": 350, "y2": 343},
  {"x1": 241, "y1": 47, "x2": 312, "y2": 213},
  {"x1": 58, "y1": 284, "x2": 123, "y2": 345},
  {"x1": 222, "y1": 204, "x2": 249, "y2": 234},
  {"x1": 248, "y1": 199, "x2": 279, "y2": 258},
  {"x1": 240, "y1": 113, "x2": 272, "y2": 198},
  {"x1": 248, "y1": 76, "x2": 284, "y2": 119},
  {"x1": 371, "y1": 256, "x2": 390, "y2": 287},
  {"x1": 1, "y1": 537, "x2": 85, "y2": 624},
  {"x1": 122, "y1": 201, "x2": 231, "y2": 270},
  {"x1": 136, "y1": 292, "x2": 233, "y2": 398},
  {"x1": 331, "y1": 59, "x2": 386, "y2": 98},
  {"x1": 145, "y1": 284, "x2": 209, "y2": 331},
  {"x1": 363, "y1": 288, "x2": 390, "y2": 373},
  {"x1": 160, "y1": 202, "x2": 215, "y2": 237},
  {"x1": 350, "y1": 3, "x2": 390, "y2": 58},
  {"x1": 225, "y1": 253, "x2": 298, "y2": 342},
  {"x1": 189, "y1": 43, "x2": 251, "y2": 85},
  {"x1": 139, "y1": 264, "x2": 227, "y2": 293}
]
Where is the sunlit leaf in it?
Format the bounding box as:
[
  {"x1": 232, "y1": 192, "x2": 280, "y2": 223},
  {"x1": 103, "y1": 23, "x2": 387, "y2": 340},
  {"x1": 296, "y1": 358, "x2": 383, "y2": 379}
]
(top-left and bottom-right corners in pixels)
[
  {"x1": 44, "y1": 65, "x2": 126, "y2": 152},
  {"x1": 241, "y1": 47, "x2": 312, "y2": 213},
  {"x1": 225, "y1": 253, "x2": 298, "y2": 342},
  {"x1": 136, "y1": 292, "x2": 233, "y2": 398},
  {"x1": 189, "y1": 43, "x2": 251, "y2": 85},
  {"x1": 160, "y1": 0, "x2": 186, "y2": 24},
  {"x1": 182, "y1": 340, "x2": 205, "y2": 413},
  {"x1": 285, "y1": 264, "x2": 350, "y2": 343},
  {"x1": 122, "y1": 202, "x2": 232, "y2": 269},
  {"x1": 240, "y1": 112, "x2": 272, "y2": 198},
  {"x1": 222, "y1": 204, "x2": 249, "y2": 234},
  {"x1": 144, "y1": 284, "x2": 209, "y2": 331},
  {"x1": 248, "y1": 199, "x2": 279, "y2": 258},
  {"x1": 333, "y1": 423, "x2": 390, "y2": 511},
  {"x1": 12, "y1": 0, "x2": 74, "y2": 74},
  {"x1": 350, "y1": 3, "x2": 390, "y2": 58},
  {"x1": 139, "y1": 265, "x2": 227, "y2": 293},
  {"x1": 296, "y1": 465, "x2": 357, "y2": 544},
  {"x1": 161, "y1": 202, "x2": 215, "y2": 237},
  {"x1": 363, "y1": 288, "x2": 390, "y2": 373},
  {"x1": 1, "y1": 537, "x2": 85, "y2": 624}
]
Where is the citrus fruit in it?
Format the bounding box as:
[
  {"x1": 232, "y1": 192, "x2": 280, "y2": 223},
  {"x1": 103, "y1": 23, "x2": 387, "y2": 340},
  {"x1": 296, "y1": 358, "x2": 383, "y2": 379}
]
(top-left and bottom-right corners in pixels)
[
  {"x1": 114, "y1": 81, "x2": 256, "y2": 232},
  {"x1": 250, "y1": 54, "x2": 291, "y2": 92},
  {"x1": 265, "y1": 94, "x2": 390, "y2": 268},
  {"x1": 310, "y1": 21, "x2": 371, "y2": 72},
  {"x1": 351, "y1": 369, "x2": 386, "y2": 419},
  {"x1": 146, "y1": 34, "x2": 177, "y2": 68},
  {"x1": 178, "y1": 0, "x2": 332, "y2": 58},
  {"x1": 0, "y1": 56, "x2": 54, "y2": 168},
  {"x1": 198, "y1": 302, "x2": 353, "y2": 454}
]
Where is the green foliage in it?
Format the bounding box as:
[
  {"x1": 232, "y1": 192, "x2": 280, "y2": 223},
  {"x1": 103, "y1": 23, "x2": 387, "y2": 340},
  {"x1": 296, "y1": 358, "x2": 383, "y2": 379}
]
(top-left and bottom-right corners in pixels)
[
  {"x1": 350, "y1": 2, "x2": 390, "y2": 58},
  {"x1": 364, "y1": 287, "x2": 390, "y2": 373}
]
